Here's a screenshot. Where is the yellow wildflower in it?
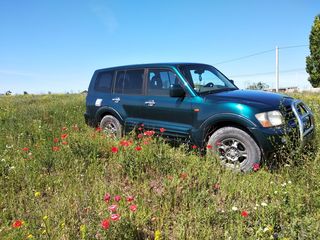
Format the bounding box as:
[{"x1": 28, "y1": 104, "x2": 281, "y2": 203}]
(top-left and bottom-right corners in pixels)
[
  {"x1": 60, "y1": 222, "x2": 65, "y2": 229},
  {"x1": 80, "y1": 224, "x2": 87, "y2": 239},
  {"x1": 34, "y1": 191, "x2": 41, "y2": 197},
  {"x1": 27, "y1": 234, "x2": 33, "y2": 239},
  {"x1": 154, "y1": 230, "x2": 161, "y2": 240}
]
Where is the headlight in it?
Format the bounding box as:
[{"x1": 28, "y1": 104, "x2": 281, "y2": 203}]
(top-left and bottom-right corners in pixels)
[{"x1": 255, "y1": 110, "x2": 283, "y2": 127}]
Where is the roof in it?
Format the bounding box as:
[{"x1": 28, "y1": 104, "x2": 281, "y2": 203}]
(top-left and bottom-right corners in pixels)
[{"x1": 95, "y1": 62, "x2": 209, "y2": 72}]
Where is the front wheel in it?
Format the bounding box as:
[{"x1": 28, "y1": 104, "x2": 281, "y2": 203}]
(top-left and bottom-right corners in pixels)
[{"x1": 207, "y1": 127, "x2": 261, "y2": 172}]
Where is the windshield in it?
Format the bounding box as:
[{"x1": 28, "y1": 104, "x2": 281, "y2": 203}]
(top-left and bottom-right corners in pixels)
[{"x1": 179, "y1": 64, "x2": 237, "y2": 94}]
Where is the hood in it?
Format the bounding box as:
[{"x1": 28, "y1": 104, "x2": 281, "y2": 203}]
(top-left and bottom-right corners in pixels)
[{"x1": 204, "y1": 89, "x2": 293, "y2": 108}]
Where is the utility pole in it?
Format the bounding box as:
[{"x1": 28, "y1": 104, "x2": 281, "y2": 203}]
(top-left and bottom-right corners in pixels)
[{"x1": 275, "y1": 46, "x2": 279, "y2": 92}]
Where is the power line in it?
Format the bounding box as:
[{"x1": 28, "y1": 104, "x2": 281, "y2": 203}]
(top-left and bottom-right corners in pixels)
[
  {"x1": 229, "y1": 68, "x2": 305, "y2": 78},
  {"x1": 214, "y1": 44, "x2": 308, "y2": 66},
  {"x1": 214, "y1": 49, "x2": 274, "y2": 65},
  {"x1": 279, "y1": 44, "x2": 308, "y2": 49}
]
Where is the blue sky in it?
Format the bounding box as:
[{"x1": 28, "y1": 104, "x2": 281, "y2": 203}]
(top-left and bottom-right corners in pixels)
[{"x1": 0, "y1": 0, "x2": 319, "y2": 94}]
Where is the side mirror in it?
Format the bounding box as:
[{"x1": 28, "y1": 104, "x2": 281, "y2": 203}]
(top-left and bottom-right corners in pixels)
[
  {"x1": 229, "y1": 79, "x2": 235, "y2": 85},
  {"x1": 170, "y1": 84, "x2": 185, "y2": 97}
]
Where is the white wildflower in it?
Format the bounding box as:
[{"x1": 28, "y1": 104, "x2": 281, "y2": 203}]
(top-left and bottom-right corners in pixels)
[
  {"x1": 231, "y1": 206, "x2": 238, "y2": 211},
  {"x1": 261, "y1": 202, "x2": 268, "y2": 207},
  {"x1": 263, "y1": 227, "x2": 270, "y2": 232}
]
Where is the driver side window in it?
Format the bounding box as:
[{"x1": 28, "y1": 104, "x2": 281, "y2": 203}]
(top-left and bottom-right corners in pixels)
[{"x1": 147, "y1": 68, "x2": 178, "y2": 96}]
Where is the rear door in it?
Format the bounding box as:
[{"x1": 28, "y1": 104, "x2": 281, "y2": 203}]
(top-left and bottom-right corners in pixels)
[
  {"x1": 112, "y1": 68, "x2": 146, "y2": 132},
  {"x1": 140, "y1": 68, "x2": 194, "y2": 138}
]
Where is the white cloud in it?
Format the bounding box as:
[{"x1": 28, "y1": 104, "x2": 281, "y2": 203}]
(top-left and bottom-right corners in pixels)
[{"x1": 90, "y1": 3, "x2": 118, "y2": 33}]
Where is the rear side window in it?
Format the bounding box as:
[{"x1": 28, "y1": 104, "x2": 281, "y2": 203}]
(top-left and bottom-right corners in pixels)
[
  {"x1": 114, "y1": 69, "x2": 144, "y2": 95},
  {"x1": 94, "y1": 71, "x2": 114, "y2": 92}
]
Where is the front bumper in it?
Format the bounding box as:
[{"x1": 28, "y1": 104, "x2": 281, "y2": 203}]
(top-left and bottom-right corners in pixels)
[{"x1": 250, "y1": 100, "x2": 316, "y2": 159}]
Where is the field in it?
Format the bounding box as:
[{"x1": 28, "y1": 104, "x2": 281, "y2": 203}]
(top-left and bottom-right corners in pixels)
[{"x1": 0, "y1": 93, "x2": 319, "y2": 240}]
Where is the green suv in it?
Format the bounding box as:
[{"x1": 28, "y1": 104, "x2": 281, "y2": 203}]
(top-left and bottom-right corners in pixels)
[{"x1": 84, "y1": 63, "x2": 315, "y2": 171}]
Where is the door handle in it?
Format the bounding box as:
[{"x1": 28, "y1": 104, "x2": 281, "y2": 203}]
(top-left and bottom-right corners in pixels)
[
  {"x1": 112, "y1": 97, "x2": 120, "y2": 103},
  {"x1": 145, "y1": 100, "x2": 156, "y2": 106}
]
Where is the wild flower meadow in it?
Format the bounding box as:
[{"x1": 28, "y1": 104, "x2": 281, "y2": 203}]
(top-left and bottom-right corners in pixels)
[{"x1": 0, "y1": 93, "x2": 319, "y2": 239}]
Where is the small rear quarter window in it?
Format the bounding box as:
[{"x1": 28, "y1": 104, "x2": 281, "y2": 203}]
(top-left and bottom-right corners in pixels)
[{"x1": 94, "y1": 71, "x2": 114, "y2": 92}]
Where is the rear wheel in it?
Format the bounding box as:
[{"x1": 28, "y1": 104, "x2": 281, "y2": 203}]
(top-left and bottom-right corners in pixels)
[
  {"x1": 207, "y1": 127, "x2": 261, "y2": 172},
  {"x1": 99, "y1": 115, "x2": 122, "y2": 138}
]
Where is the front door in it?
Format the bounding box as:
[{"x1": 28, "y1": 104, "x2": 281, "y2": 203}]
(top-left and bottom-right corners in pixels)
[{"x1": 140, "y1": 68, "x2": 194, "y2": 138}]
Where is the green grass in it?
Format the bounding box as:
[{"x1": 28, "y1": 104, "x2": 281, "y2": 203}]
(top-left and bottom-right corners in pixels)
[{"x1": 0, "y1": 93, "x2": 319, "y2": 239}]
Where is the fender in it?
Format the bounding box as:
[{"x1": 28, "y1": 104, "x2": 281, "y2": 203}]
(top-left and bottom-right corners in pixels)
[
  {"x1": 95, "y1": 106, "x2": 124, "y2": 124},
  {"x1": 191, "y1": 113, "x2": 258, "y2": 147},
  {"x1": 200, "y1": 112, "x2": 258, "y2": 130}
]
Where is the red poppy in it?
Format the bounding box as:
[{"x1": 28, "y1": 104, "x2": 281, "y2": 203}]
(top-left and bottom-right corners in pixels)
[
  {"x1": 207, "y1": 145, "x2": 213, "y2": 149},
  {"x1": 180, "y1": 172, "x2": 188, "y2": 180},
  {"x1": 111, "y1": 147, "x2": 118, "y2": 153},
  {"x1": 114, "y1": 195, "x2": 121, "y2": 202},
  {"x1": 110, "y1": 214, "x2": 121, "y2": 221},
  {"x1": 61, "y1": 133, "x2": 68, "y2": 139},
  {"x1": 144, "y1": 130, "x2": 155, "y2": 136},
  {"x1": 160, "y1": 128, "x2": 166, "y2": 133},
  {"x1": 137, "y1": 134, "x2": 143, "y2": 139},
  {"x1": 143, "y1": 141, "x2": 149, "y2": 145},
  {"x1": 241, "y1": 211, "x2": 249, "y2": 217},
  {"x1": 138, "y1": 127, "x2": 143, "y2": 131},
  {"x1": 53, "y1": 138, "x2": 59, "y2": 143},
  {"x1": 104, "y1": 193, "x2": 111, "y2": 202},
  {"x1": 252, "y1": 163, "x2": 260, "y2": 172},
  {"x1": 108, "y1": 204, "x2": 117, "y2": 212},
  {"x1": 96, "y1": 127, "x2": 102, "y2": 132},
  {"x1": 101, "y1": 219, "x2": 110, "y2": 230},
  {"x1": 52, "y1": 146, "x2": 60, "y2": 152},
  {"x1": 22, "y1": 147, "x2": 29, "y2": 152},
  {"x1": 167, "y1": 175, "x2": 173, "y2": 180},
  {"x1": 120, "y1": 140, "x2": 130, "y2": 147},
  {"x1": 129, "y1": 204, "x2": 137, "y2": 212},
  {"x1": 62, "y1": 141, "x2": 68, "y2": 145},
  {"x1": 62, "y1": 127, "x2": 68, "y2": 131},
  {"x1": 135, "y1": 146, "x2": 142, "y2": 151},
  {"x1": 213, "y1": 183, "x2": 220, "y2": 191},
  {"x1": 192, "y1": 145, "x2": 197, "y2": 149},
  {"x1": 126, "y1": 196, "x2": 134, "y2": 202},
  {"x1": 12, "y1": 220, "x2": 23, "y2": 228}
]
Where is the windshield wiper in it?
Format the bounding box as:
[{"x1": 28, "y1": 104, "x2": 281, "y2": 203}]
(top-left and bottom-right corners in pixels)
[{"x1": 199, "y1": 88, "x2": 237, "y2": 95}]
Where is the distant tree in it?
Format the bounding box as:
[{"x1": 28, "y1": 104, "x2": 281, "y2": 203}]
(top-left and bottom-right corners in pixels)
[
  {"x1": 246, "y1": 82, "x2": 269, "y2": 90},
  {"x1": 23, "y1": 91, "x2": 28, "y2": 95},
  {"x1": 306, "y1": 15, "x2": 320, "y2": 87},
  {"x1": 48, "y1": 91, "x2": 52, "y2": 95},
  {"x1": 6, "y1": 91, "x2": 12, "y2": 95}
]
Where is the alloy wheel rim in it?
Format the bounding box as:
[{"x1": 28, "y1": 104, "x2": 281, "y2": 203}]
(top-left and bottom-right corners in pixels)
[
  {"x1": 216, "y1": 138, "x2": 248, "y2": 168},
  {"x1": 102, "y1": 121, "x2": 118, "y2": 136}
]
